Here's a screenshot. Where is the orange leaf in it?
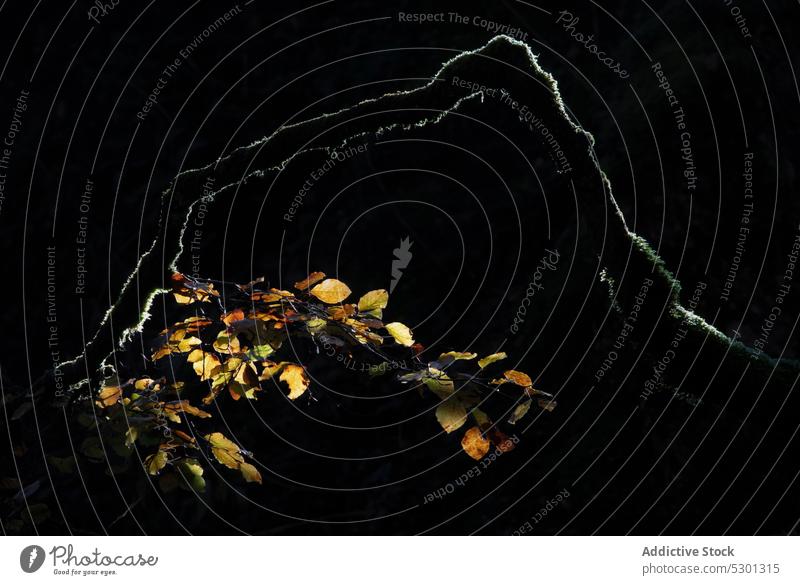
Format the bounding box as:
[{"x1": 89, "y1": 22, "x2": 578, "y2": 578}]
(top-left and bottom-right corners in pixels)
[
  {"x1": 294, "y1": 271, "x2": 326, "y2": 290},
  {"x1": 309, "y1": 279, "x2": 352, "y2": 304},
  {"x1": 461, "y1": 427, "x2": 491, "y2": 460}
]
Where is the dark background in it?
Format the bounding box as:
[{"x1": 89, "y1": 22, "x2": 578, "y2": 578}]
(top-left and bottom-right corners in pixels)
[{"x1": 1, "y1": 0, "x2": 799, "y2": 535}]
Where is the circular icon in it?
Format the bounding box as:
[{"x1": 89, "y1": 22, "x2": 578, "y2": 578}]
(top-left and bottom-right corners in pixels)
[{"x1": 19, "y1": 545, "x2": 46, "y2": 573}]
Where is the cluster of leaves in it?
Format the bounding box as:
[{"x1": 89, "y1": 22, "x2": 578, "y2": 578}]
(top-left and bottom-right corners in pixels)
[{"x1": 88, "y1": 271, "x2": 555, "y2": 493}]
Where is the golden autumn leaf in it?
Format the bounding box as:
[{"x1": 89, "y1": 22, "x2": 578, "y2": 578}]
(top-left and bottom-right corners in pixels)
[
  {"x1": 205, "y1": 432, "x2": 241, "y2": 468},
  {"x1": 164, "y1": 401, "x2": 212, "y2": 420},
  {"x1": 187, "y1": 349, "x2": 222, "y2": 381},
  {"x1": 171, "y1": 272, "x2": 219, "y2": 304},
  {"x1": 96, "y1": 385, "x2": 122, "y2": 408},
  {"x1": 461, "y1": 426, "x2": 491, "y2": 460},
  {"x1": 144, "y1": 450, "x2": 168, "y2": 475},
  {"x1": 152, "y1": 335, "x2": 201, "y2": 360},
  {"x1": 204, "y1": 432, "x2": 262, "y2": 485},
  {"x1": 212, "y1": 331, "x2": 241, "y2": 355},
  {"x1": 238, "y1": 462, "x2": 262, "y2": 484},
  {"x1": 294, "y1": 271, "x2": 326, "y2": 290},
  {"x1": 229, "y1": 362, "x2": 260, "y2": 400},
  {"x1": 309, "y1": 278, "x2": 352, "y2": 304},
  {"x1": 478, "y1": 352, "x2": 508, "y2": 369},
  {"x1": 279, "y1": 364, "x2": 309, "y2": 399},
  {"x1": 327, "y1": 304, "x2": 356, "y2": 321},
  {"x1": 221, "y1": 308, "x2": 246, "y2": 325},
  {"x1": 439, "y1": 351, "x2": 477, "y2": 362},
  {"x1": 491, "y1": 369, "x2": 533, "y2": 388},
  {"x1": 258, "y1": 360, "x2": 286, "y2": 381},
  {"x1": 133, "y1": 377, "x2": 157, "y2": 392},
  {"x1": 435, "y1": 397, "x2": 467, "y2": 433},
  {"x1": 357, "y1": 289, "x2": 389, "y2": 317},
  {"x1": 503, "y1": 370, "x2": 533, "y2": 387},
  {"x1": 385, "y1": 322, "x2": 414, "y2": 346},
  {"x1": 433, "y1": 351, "x2": 477, "y2": 368},
  {"x1": 202, "y1": 358, "x2": 243, "y2": 405}
]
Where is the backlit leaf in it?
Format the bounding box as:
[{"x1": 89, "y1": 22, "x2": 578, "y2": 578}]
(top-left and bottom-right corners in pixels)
[
  {"x1": 177, "y1": 458, "x2": 205, "y2": 492},
  {"x1": 239, "y1": 462, "x2": 262, "y2": 484},
  {"x1": 478, "y1": 352, "x2": 508, "y2": 369},
  {"x1": 491, "y1": 369, "x2": 533, "y2": 388},
  {"x1": 461, "y1": 426, "x2": 491, "y2": 460},
  {"x1": 204, "y1": 433, "x2": 262, "y2": 485},
  {"x1": 422, "y1": 368, "x2": 454, "y2": 399},
  {"x1": 385, "y1": 322, "x2": 414, "y2": 346},
  {"x1": 279, "y1": 364, "x2": 309, "y2": 400},
  {"x1": 96, "y1": 385, "x2": 122, "y2": 408},
  {"x1": 310, "y1": 278, "x2": 352, "y2": 303},
  {"x1": 145, "y1": 450, "x2": 168, "y2": 475},
  {"x1": 358, "y1": 289, "x2": 388, "y2": 317},
  {"x1": 435, "y1": 397, "x2": 467, "y2": 433},
  {"x1": 188, "y1": 349, "x2": 222, "y2": 381},
  {"x1": 295, "y1": 271, "x2": 326, "y2": 290}
]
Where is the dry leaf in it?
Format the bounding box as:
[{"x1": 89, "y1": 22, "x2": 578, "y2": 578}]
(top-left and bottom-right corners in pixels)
[
  {"x1": 294, "y1": 271, "x2": 326, "y2": 290},
  {"x1": 461, "y1": 427, "x2": 491, "y2": 460}
]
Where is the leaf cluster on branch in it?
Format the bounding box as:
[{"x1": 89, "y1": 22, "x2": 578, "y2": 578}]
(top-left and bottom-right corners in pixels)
[{"x1": 88, "y1": 271, "x2": 556, "y2": 492}]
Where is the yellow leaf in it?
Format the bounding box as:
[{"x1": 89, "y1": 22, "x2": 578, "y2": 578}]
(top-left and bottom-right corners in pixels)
[
  {"x1": 420, "y1": 368, "x2": 454, "y2": 399},
  {"x1": 358, "y1": 289, "x2": 388, "y2": 316},
  {"x1": 279, "y1": 364, "x2": 309, "y2": 400},
  {"x1": 309, "y1": 278, "x2": 352, "y2": 304},
  {"x1": 188, "y1": 349, "x2": 222, "y2": 381},
  {"x1": 385, "y1": 322, "x2": 414, "y2": 346},
  {"x1": 258, "y1": 360, "x2": 286, "y2": 381},
  {"x1": 96, "y1": 385, "x2": 122, "y2": 408},
  {"x1": 461, "y1": 427, "x2": 491, "y2": 460},
  {"x1": 144, "y1": 451, "x2": 168, "y2": 475},
  {"x1": 327, "y1": 304, "x2": 356, "y2": 321},
  {"x1": 294, "y1": 271, "x2": 326, "y2": 290},
  {"x1": 435, "y1": 397, "x2": 467, "y2": 433},
  {"x1": 213, "y1": 331, "x2": 241, "y2": 355},
  {"x1": 164, "y1": 401, "x2": 212, "y2": 420},
  {"x1": 478, "y1": 352, "x2": 508, "y2": 369},
  {"x1": 204, "y1": 433, "x2": 261, "y2": 484},
  {"x1": 239, "y1": 462, "x2": 262, "y2": 484},
  {"x1": 229, "y1": 362, "x2": 260, "y2": 400},
  {"x1": 205, "y1": 432, "x2": 243, "y2": 469},
  {"x1": 439, "y1": 351, "x2": 477, "y2": 362}
]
